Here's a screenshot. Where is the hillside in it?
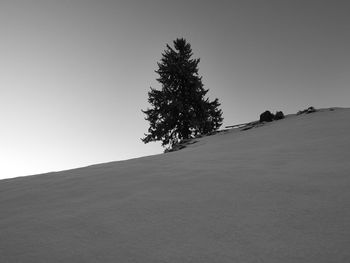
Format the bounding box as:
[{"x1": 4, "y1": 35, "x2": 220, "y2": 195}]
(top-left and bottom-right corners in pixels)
[{"x1": 1, "y1": 108, "x2": 349, "y2": 263}]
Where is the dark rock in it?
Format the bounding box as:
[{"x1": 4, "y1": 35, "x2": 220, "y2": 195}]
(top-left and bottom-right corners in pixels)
[
  {"x1": 307, "y1": 106, "x2": 316, "y2": 113},
  {"x1": 297, "y1": 106, "x2": 317, "y2": 115}
]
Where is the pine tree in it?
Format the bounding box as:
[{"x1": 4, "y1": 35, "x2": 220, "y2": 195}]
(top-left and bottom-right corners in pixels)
[{"x1": 142, "y1": 38, "x2": 223, "y2": 149}]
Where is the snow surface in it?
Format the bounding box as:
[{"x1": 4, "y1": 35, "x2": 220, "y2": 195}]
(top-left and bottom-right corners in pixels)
[{"x1": 1, "y1": 108, "x2": 350, "y2": 263}]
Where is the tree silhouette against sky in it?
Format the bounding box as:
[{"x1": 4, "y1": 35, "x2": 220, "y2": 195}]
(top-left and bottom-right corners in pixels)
[{"x1": 142, "y1": 38, "x2": 223, "y2": 149}]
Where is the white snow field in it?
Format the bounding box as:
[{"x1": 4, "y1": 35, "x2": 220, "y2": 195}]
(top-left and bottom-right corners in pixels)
[{"x1": 1, "y1": 108, "x2": 349, "y2": 263}]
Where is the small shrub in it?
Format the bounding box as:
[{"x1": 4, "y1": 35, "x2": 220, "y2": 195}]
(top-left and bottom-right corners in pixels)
[
  {"x1": 274, "y1": 111, "x2": 285, "y2": 120},
  {"x1": 259, "y1": 110, "x2": 274, "y2": 122}
]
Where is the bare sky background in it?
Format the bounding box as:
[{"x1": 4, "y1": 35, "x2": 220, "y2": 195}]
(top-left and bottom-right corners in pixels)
[{"x1": 1, "y1": 0, "x2": 349, "y2": 179}]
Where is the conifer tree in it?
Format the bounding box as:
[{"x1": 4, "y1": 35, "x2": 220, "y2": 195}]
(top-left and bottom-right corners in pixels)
[{"x1": 142, "y1": 38, "x2": 223, "y2": 149}]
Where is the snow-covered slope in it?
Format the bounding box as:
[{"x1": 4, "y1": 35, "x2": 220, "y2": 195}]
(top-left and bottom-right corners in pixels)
[{"x1": 1, "y1": 108, "x2": 349, "y2": 263}]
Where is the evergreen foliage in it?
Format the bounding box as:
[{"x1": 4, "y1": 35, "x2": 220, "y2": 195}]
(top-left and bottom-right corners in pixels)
[{"x1": 142, "y1": 38, "x2": 223, "y2": 149}]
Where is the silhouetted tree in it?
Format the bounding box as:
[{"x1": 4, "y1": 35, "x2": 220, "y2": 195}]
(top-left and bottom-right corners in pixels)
[{"x1": 142, "y1": 38, "x2": 223, "y2": 149}]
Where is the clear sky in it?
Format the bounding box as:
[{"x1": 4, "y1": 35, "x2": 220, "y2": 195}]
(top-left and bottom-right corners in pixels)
[{"x1": 1, "y1": 0, "x2": 349, "y2": 179}]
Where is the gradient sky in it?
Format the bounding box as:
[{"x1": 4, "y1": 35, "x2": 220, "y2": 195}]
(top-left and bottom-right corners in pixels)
[{"x1": 1, "y1": 0, "x2": 349, "y2": 179}]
